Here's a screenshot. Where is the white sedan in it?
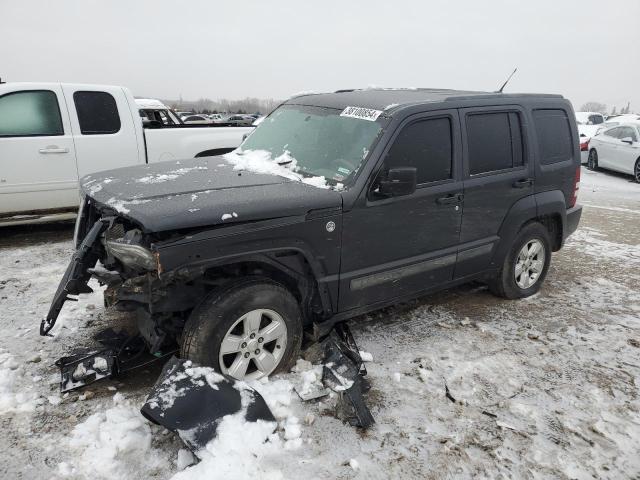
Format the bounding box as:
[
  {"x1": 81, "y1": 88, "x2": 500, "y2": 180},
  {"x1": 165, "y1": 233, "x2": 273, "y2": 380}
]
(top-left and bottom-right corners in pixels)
[
  {"x1": 575, "y1": 111, "x2": 605, "y2": 164},
  {"x1": 587, "y1": 122, "x2": 640, "y2": 182}
]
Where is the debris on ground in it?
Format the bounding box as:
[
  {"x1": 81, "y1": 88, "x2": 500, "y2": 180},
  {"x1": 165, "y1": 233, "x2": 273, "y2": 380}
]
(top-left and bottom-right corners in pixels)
[
  {"x1": 55, "y1": 328, "x2": 175, "y2": 392},
  {"x1": 141, "y1": 356, "x2": 276, "y2": 451},
  {"x1": 321, "y1": 323, "x2": 374, "y2": 429}
]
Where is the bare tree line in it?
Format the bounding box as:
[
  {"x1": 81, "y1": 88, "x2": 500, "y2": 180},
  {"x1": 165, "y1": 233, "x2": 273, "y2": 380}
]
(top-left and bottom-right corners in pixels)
[{"x1": 580, "y1": 101, "x2": 633, "y2": 116}]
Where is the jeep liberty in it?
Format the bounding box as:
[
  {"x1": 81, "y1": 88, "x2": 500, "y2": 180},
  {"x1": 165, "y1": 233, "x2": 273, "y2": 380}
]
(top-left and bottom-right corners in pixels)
[{"x1": 43, "y1": 88, "x2": 583, "y2": 381}]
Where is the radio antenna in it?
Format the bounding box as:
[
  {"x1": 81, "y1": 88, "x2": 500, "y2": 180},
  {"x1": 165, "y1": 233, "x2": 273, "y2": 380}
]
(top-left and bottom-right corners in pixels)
[{"x1": 496, "y1": 68, "x2": 517, "y2": 93}]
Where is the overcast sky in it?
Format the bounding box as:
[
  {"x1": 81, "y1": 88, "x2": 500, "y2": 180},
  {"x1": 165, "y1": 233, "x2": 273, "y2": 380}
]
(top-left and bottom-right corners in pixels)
[{"x1": 1, "y1": 0, "x2": 638, "y2": 112}]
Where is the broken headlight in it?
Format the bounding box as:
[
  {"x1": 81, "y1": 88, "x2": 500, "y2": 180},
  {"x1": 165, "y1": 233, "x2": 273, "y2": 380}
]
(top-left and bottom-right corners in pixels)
[{"x1": 105, "y1": 228, "x2": 155, "y2": 271}]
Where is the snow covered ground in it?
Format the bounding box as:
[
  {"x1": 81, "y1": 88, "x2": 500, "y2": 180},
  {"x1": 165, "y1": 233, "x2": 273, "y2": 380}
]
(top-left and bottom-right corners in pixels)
[{"x1": 0, "y1": 167, "x2": 639, "y2": 479}]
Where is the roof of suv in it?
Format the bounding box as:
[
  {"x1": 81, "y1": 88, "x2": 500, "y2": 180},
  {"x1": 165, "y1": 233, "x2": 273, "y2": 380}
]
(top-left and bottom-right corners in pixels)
[{"x1": 286, "y1": 88, "x2": 564, "y2": 113}]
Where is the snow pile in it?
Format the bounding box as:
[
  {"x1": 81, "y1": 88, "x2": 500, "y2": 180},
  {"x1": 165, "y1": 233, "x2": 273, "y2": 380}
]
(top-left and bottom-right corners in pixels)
[
  {"x1": 223, "y1": 150, "x2": 329, "y2": 189},
  {"x1": 0, "y1": 349, "x2": 39, "y2": 415},
  {"x1": 59, "y1": 393, "x2": 169, "y2": 479},
  {"x1": 173, "y1": 377, "x2": 302, "y2": 480}
]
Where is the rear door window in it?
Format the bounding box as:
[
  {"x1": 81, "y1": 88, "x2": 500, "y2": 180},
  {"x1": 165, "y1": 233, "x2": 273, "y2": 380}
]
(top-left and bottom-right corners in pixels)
[
  {"x1": 385, "y1": 117, "x2": 453, "y2": 184},
  {"x1": 604, "y1": 127, "x2": 622, "y2": 138},
  {"x1": 619, "y1": 126, "x2": 638, "y2": 142},
  {"x1": 73, "y1": 91, "x2": 121, "y2": 135},
  {"x1": 532, "y1": 109, "x2": 573, "y2": 165},
  {"x1": 0, "y1": 90, "x2": 63, "y2": 137},
  {"x1": 466, "y1": 112, "x2": 524, "y2": 175}
]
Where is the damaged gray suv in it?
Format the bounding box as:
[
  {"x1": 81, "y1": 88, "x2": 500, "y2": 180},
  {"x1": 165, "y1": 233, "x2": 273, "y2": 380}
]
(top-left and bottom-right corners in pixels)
[{"x1": 44, "y1": 88, "x2": 582, "y2": 381}]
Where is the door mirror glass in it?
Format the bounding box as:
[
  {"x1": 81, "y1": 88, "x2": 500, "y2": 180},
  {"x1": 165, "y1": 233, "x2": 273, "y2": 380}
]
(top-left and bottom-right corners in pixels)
[
  {"x1": 620, "y1": 136, "x2": 633, "y2": 144},
  {"x1": 379, "y1": 167, "x2": 417, "y2": 197}
]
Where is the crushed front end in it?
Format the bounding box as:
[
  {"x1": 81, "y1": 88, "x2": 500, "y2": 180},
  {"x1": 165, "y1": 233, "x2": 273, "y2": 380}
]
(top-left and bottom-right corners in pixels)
[{"x1": 42, "y1": 196, "x2": 185, "y2": 354}]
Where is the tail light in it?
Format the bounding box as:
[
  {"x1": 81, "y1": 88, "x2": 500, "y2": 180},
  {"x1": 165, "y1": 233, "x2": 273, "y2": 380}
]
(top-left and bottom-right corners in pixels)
[
  {"x1": 579, "y1": 139, "x2": 589, "y2": 151},
  {"x1": 570, "y1": 166, "x2": 580, "y2": 208}
]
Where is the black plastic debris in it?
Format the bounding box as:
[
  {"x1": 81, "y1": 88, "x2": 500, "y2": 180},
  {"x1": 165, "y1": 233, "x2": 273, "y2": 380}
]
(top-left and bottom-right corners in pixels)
[
  {"x1": 56, "y1": 350, "x2": 116, "y2": 392},
  {"x1": 321, "y1": 323, "x2": 374, "y2": 429},
  {"x1": 56, "y1": 328, "x2": 176, "y2": 393},
  {"x1": 141, "y1": 356, "x2": 276, "y2": 451}
]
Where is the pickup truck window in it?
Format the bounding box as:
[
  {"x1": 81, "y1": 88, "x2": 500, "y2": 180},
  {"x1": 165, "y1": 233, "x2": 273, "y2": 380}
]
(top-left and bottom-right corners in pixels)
[
  {"x1": 0, "y1": 90, "x2": 63, "y2": 137},
  {"x1": 240, "y1": 104, "x2": 384, "y2": 183},
  {"x1": 385, "y1": 117, "x2": 452, "y2": 184},
  {"x1": 467, "y1": 112, "x2": 524, "y2": 175},
  {"x1": 532, "y1": 109, "x2": 572, "y2": 165},
  {"x1": 73, "y1": 91, "x2": 121, "y2": 135}
]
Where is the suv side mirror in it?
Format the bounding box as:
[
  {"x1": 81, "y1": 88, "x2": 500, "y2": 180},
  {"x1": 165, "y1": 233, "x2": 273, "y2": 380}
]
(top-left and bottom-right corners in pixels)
[
  {"x1": 621, "y1": 137, "x2": 634, "y2": 145},
  {"x1": 379, "y1": 167, "x2": 417, "y2": 197}
]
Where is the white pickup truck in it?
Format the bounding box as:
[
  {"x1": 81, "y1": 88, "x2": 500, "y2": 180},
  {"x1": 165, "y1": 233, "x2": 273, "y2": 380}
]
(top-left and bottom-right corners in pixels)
[{"x1": 0, "y1": 83, "x2": 251, "y2": 226}]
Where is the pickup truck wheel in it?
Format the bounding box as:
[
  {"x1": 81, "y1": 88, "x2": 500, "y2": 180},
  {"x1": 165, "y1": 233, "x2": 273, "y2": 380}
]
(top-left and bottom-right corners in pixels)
[
  {"x1": 180, "y1": 279, "x2": 302, "y2": 380},
  {"x1": 489, "y1": 222, "x2": 552, "y2": 299}
]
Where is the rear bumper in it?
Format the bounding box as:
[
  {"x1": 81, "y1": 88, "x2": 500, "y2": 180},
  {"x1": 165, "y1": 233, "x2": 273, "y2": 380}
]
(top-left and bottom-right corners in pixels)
[{"x1": 564, "y1": 205, "x2": 582, "y2": 240}]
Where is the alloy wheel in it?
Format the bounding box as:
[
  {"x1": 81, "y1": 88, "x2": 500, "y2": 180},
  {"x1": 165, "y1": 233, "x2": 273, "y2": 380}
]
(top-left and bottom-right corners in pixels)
[
  {"x1": 218, "y1": 308, "x2": 287, "y2": 380},
  {"x1": 514, "y1": 239, "x2": 546, "y2": 289}
]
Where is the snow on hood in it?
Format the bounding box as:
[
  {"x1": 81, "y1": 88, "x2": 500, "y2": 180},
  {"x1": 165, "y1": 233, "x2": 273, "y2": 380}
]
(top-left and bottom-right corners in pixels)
[
  {"x1": 79, "y1": 156, "x2": 342, "y2": 232},
  {"x1": 223, "y1": 149, "x2": 329, "y2": 189}
]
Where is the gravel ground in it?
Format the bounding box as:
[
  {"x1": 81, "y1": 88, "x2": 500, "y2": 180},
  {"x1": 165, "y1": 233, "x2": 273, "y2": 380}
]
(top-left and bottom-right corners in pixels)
[{"x1": 0, "y1": 166, "x2": 639, "y2": 479}]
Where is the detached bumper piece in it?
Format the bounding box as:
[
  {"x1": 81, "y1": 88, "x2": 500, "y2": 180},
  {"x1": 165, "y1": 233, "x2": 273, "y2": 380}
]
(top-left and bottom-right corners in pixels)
[
  {"x1": 316, "y1": 323, "x2": 374, "y2": 429},
  {"x1": 141, "y1": 357, "x2": 276, "y2": 451},
  {"x1": 56, "y1": 328, "x2": 176, "y2": 393},
  {"x1": 41, "y1": 218, "x2": 111, "y2": 336}
]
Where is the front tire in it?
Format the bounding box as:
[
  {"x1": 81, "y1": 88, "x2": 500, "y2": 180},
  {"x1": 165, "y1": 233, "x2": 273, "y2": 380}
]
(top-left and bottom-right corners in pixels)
[
  {"x1": 180, "y1": 279, "x2": 303, "y2": 380},
  {"x1": 587, "y1": 149, "x2": 599, "y2": 171},
  {"x1": 634, "y1": 158, "x2": 640, "y2": 183},
  {"x1": 489, "y1": 222, "x2": 552, "y2": 299}
]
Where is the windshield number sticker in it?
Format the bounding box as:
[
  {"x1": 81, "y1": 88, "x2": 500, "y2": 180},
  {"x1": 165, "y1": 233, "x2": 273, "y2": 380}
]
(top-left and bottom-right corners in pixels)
[{"x1": 340, "y1": 106, "x2": 383, "y2": 122}]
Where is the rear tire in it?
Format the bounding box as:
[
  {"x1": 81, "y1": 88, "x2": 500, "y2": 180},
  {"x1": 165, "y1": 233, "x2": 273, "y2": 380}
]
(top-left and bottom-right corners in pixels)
[
  {"x1": 587, "y1": 149, "x2": 599, "y2": 171},
  {"x1": 489, "y1": 222, "x2": 552, "y2": 299},
  {"x1": 180, "y1": 278, "x2": 303, "y2": 380}
]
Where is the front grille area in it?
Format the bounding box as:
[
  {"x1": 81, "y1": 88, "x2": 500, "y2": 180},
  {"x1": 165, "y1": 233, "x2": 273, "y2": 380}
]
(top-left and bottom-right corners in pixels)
[{"x1": 105, "y1": 222, "x2": 126, "y2": 241}]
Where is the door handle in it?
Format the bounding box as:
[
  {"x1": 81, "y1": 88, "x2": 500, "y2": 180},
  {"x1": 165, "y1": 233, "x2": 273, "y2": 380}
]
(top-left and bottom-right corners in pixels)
[
  {"x1": 513, "y1": 178, "x2": 533, "y2": 188},
  {"x1": 436, "y1": 193, "x2": 464, "y2": 205},
  {"x1": 39, "y1": 146, "x2": 69, "y2": 154}
]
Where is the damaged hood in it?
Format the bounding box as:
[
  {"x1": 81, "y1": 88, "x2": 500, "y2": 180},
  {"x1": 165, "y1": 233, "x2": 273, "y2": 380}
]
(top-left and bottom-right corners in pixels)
[{"x1": 80, "y1": 156, "x2": 343, "y2": 232}]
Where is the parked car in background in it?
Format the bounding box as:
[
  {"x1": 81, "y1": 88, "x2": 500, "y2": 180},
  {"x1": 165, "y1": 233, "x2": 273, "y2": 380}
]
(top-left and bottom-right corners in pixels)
[
  {"x1": 44, "y1": 88, "x2": 582, "y2": 380},
  {"x1": 575, "y1": 111, "x2": 605, "y2": 164},
  {"x1": 176, "y1": 111, "x2": 194, "y2": 119},
  {"x1": 596, "y1": 114, "x2": 640, "y2": 134},
  {"x1": 225, "y1": 115, "x2": 255, "y2": 126},
  {"x1": 587, "y1": 122, "x2": 640, "y2": 182},
  {"x1": 0, "y1": 83, "x2": 251, "y2": 226},
  {"x1": 182, "y1": 114, "x2": 213, "y2": 125},
  {"x1": 136, "y1": 98, "x2": 183, "y2": 126}
]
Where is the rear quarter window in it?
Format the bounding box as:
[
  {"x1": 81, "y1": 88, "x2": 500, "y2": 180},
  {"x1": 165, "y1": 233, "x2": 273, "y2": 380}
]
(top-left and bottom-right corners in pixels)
[
  {"x1": 466, "y1": 112, "x2": 524, "y2": 175},
  {"x1": 73, "y1": 91, "x2": 121, "y2": 135},
  {"x1": 532, "y1": 109, "x2": 573, "y2": 165}
]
